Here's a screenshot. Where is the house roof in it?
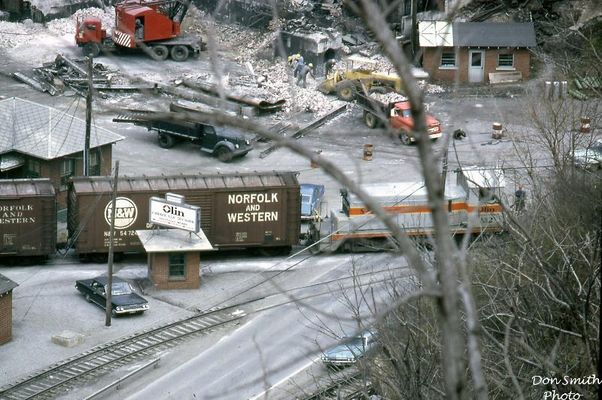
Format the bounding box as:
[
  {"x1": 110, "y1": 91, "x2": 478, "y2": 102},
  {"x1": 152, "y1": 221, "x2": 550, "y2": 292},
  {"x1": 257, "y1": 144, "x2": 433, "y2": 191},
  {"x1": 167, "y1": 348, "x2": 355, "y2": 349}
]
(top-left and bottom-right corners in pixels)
[
  {"x1": 0, "y1": 274, "x2": 18, "y2": 294},
  {"x1": 0, "y1": 97, "x2": 124, "y2": 160},
  {"x1": 453, "y1": 22, "x2": 536, "y2": 48}
]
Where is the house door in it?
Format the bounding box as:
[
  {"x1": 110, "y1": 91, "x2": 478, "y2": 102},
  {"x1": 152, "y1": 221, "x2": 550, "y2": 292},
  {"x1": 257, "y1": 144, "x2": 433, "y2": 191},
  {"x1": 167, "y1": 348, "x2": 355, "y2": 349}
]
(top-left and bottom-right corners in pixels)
[{"x1": 468, "y1": 50, "x2": 484, "y2": 83}]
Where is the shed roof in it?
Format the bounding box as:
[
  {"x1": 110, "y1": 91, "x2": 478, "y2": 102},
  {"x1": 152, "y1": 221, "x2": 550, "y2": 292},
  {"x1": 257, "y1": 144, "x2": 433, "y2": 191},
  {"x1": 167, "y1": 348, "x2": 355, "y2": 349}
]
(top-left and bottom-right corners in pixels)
[
  {"x1": 453, "y1": 22, "x2": 536, "y2": 48},
  {"x1": 0, "y1": 97, "x2": 124, "y2": 160},
  {"x1": 0, "y1": 274, "x2": 18, "y2": 294}
]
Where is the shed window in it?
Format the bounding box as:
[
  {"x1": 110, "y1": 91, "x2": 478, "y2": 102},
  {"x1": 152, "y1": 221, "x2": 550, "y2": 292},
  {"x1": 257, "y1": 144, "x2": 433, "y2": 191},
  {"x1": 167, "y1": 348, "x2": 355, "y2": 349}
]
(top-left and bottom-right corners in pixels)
[
  {"x1": 498, "y1": 54, "x2": 514, "y2": 68},
  {"x1": 26, "y1": 159, "x2": 41, "y2": 178},
  {"x1": 440, "y1": 52, "x2": 456, "y2": 68},
  {"x1": 169, "y1": 253, "x2": 186, "y2": 280},
  {"x1": 60, "y1": 158, "x2": 75, "y2": 190},
  {"x1": 89, "y1": 149, "x2": 101, "y2": 176}
]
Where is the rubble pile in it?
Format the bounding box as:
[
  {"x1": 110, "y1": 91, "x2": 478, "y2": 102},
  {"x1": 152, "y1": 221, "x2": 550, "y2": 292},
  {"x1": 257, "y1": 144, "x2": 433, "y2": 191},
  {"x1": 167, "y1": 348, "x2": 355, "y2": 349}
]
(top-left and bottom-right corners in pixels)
[
  {"x1": 0, "y1": 20, "x2": 46, "y2": 48},
  {"x1": 46, "y1": 7, "x2": 115, "y2": 36}
]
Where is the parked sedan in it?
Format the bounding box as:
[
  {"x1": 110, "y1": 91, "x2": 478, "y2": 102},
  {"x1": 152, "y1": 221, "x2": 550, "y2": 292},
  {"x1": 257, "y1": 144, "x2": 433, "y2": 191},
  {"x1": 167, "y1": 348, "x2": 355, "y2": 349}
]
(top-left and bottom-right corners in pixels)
[
  {"x1": 75, "y1": 276, "x2": 149, "y2": 316},
  {"x1": 321, "y1": 330, "x2": 377, "y2": 367}
]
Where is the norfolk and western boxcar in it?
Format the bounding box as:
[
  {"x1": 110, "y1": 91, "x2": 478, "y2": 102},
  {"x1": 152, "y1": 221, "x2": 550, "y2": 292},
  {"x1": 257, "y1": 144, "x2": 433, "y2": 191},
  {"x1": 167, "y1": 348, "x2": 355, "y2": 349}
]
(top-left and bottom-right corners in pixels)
[
  {"x1": 0, "y1": 179, "x2": 57, "y2": 262},
  {"x1": 68, "y1": 172, "x2": 300, "y2": 258}
]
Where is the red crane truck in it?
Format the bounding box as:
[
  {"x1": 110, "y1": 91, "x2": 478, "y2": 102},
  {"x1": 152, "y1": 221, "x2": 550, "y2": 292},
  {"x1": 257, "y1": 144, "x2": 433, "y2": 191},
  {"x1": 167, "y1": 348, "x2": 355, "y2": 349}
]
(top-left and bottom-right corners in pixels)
[
  {"x1": 75, "y1": 0, "x2": 204, "y2": 61},
  {"x1": 356, "y1": 92, "x2": 443, "y2": 145}
]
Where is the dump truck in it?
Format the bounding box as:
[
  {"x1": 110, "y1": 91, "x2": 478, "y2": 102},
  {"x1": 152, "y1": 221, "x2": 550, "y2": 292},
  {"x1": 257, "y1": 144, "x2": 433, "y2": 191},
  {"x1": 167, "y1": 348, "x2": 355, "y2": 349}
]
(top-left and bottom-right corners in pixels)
[
  {"x1": 75, "y1": 0, "x2": 203, "y2": 61},
  {"x1": 356, "y1": 92, "x2": 442, "y2": 145},
  {"x1": 112, "y1": 110, "x2": 253, "y2": 162}
]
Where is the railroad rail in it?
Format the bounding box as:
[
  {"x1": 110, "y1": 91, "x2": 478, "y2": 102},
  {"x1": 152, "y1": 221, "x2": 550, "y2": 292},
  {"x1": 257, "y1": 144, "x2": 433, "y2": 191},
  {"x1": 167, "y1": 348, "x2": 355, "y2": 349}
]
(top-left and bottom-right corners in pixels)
[
  {"x1": 0, "y1": 307, "x2": 244, "y2": 400},
  {"x1": 259, "y1": 104, "x2": 348, "y2": 158}
]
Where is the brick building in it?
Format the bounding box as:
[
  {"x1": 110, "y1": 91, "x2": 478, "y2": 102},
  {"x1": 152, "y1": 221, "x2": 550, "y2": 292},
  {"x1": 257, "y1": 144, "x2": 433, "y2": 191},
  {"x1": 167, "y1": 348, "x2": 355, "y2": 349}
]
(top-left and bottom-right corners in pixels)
[
  {"x1": 0, "y1": 274, "x2": 18, "y2": 345},
  {"x1": 419, "y1": 22, "x2": 537, "y2": 84},
  {"x1": 0, "y1": 97, "x2": 124, "y2": 209}
]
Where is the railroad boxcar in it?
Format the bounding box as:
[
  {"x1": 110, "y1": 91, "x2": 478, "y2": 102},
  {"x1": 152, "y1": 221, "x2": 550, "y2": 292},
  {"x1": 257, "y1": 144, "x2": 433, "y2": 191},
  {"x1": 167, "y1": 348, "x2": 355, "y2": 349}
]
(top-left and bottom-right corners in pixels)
[
  {"x1": 68, "y1": 171, "x2": 300, "y2": 259},
  {"x1": 0, "y1": 179, "x2": 56, "y2": 263},
  {"x1": 309, "y1": 168, "x2": 505, "y2": 252}
]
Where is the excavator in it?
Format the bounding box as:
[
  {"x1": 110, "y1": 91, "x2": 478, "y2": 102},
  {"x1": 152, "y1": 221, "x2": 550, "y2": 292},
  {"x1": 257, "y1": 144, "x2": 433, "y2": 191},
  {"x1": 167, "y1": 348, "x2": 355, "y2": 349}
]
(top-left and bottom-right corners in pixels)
[{"x1": 75, "y1": 0, "x2": 204, "y2": 61}]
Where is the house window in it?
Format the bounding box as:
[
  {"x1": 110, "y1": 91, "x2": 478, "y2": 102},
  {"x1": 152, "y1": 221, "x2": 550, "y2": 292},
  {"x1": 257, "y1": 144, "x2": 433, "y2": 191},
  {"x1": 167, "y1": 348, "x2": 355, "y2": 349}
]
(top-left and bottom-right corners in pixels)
[
  {"x1": 498, "y1": 54, "x2": 514, "y2": 68},
  {"x1": 89, "y1": 149, "x2": 101, "y2": 176},
  {"x1": 26, "y1": 159, "x2": 41, "y2": 178},
  {"x1": 169, "y1": 253, "x2": 186, "y2": 280},
  {"x1": 60, "y1": 158, "x2": 75, "y2": 190},
  {"x1": 440, "y1": 52, "x2": 456, "y2": 68}
]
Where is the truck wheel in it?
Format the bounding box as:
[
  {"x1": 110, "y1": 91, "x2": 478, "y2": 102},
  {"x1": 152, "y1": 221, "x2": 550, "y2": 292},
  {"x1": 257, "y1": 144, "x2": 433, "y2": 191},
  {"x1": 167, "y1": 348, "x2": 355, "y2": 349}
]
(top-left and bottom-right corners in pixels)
[
  {"x1": 151, "y1": 45, "x2": 169, "y2": 61},
  {"x1": 335, "y1": 81, "x2": 356, "y2": 101},
  {"x1": 170, "y1": 45, "x2": 189, "y2": 62},
  {"x1": 400, "y1": 132, "x2": 412, "y2": 145},
  {"x1": 216, "y1": 147, "x2": 233, "y2": 162},
  {"x1": 83, "y1": 43, "x2": 101, "y2": 58},
  {"x1": 158, "y1": 133, "x2": 175, "y2": 148},
  {"x1": 363, "y1": 111, "x2": 378, "y2": 129}
]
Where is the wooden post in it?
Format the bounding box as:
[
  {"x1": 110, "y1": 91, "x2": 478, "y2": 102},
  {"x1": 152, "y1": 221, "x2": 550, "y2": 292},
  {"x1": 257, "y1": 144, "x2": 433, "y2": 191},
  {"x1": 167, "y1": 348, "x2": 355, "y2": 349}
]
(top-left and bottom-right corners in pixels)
[{"x1": 106, "y1": 160, "x2": 119, "y2": 327}]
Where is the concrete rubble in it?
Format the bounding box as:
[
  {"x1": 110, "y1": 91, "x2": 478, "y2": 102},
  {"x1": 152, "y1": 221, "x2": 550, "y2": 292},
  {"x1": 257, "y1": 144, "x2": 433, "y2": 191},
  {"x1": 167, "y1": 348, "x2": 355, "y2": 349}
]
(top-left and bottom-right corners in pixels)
[{"x1": 3, "y1": 4, "x2": 445, "y2": 120}]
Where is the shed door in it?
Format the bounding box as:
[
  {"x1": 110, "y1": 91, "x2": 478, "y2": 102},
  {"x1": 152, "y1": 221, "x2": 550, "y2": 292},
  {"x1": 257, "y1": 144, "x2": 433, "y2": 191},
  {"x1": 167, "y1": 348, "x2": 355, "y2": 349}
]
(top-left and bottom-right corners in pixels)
[{"x1": 468, "y1": 50, "x2": 484, "y2": 83}]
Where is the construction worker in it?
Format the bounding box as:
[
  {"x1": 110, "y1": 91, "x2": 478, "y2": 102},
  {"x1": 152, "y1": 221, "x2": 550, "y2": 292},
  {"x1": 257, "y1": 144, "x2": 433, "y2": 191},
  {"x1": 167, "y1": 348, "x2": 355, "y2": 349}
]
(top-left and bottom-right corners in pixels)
[
  {"x1": 293, "y1": 54, "x2": 305, "y2": 78},
  {"x1": 514, "y1": 185, "x2": 526, "y2": 212},
  {"x1": 135, "y1": 19, "x2": 144, "y2": 41},
  {"x1": 324, "y1": 58, "x2": 336, "y2": 77},
  {"x1": 296, "y1": 63, "x2": 314, "y2": 88}
]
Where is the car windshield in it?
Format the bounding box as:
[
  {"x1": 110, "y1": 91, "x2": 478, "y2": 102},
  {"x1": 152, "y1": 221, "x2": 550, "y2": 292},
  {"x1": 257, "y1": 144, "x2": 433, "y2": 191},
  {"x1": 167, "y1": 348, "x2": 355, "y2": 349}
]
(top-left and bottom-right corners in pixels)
[
  {"x1": 110, "y1": 282, "x2": 133, "y2": 296},
  {"x1": 345, "y1": 336, "x2": 367, "y2": 349},
  {"x1": 301, "y1": 194, "x2": 311, "y2": 204},
  {"x1": 214, "y1": 126, "x2": 246, "y2": 140}
]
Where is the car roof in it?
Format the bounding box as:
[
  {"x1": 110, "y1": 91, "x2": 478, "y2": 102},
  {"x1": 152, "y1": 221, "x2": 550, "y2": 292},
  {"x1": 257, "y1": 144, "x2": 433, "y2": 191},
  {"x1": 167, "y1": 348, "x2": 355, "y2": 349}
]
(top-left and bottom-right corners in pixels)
[
  {"x1": 92, "y1": 276, "x2": 126, "y2": 285},
  {"x1": 300, "y1": 183, "x2": 324, "y2": 193}
]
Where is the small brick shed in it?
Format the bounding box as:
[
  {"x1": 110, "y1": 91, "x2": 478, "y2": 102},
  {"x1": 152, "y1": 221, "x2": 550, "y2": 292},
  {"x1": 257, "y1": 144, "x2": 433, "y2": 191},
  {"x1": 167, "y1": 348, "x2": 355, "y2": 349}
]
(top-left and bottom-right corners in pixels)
[
  {"x1": 419, "y1": 22, "x2": 537, "y2": 84},
  {"x1": 0, "y1": 274, "x2": 18, "y2": 345}
]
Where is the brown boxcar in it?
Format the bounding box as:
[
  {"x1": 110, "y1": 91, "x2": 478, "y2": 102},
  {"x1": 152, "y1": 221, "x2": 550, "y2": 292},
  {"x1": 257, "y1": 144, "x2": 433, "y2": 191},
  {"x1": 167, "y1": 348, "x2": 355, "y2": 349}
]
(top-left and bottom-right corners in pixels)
[
  {"x1": 0, "y1": 179, "x2": 56, "y2": 260},
  {"x1": 68, "y1": 171, "x2": 300, "y2": 257}
]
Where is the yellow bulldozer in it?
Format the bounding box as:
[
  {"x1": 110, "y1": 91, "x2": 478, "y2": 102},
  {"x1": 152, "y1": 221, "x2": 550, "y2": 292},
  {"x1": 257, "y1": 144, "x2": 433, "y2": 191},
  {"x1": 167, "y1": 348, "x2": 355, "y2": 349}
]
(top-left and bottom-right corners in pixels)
[
  {"x1": 317, "y1": 68, "x2": 405, "y2": 101},
  {"x1": 317, "y1": 55, "x2": 429, "y2": 101}
]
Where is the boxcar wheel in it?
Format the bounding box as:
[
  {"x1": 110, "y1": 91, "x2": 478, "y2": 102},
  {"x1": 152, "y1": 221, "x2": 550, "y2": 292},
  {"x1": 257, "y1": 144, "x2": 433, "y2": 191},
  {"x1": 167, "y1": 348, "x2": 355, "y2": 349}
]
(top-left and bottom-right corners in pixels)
[
  {"x1": 216, "y1": 147, "x2": 233, "y2": 162},
  {"x1": 151, "y1": 45, "x2": 169, "y2": 61},
  {"x1": 158, "y1": 133, "x2": 175, "y2": 148},
  {"x1": 170, "y1": 45, "x2": 189, "y2": 62}
]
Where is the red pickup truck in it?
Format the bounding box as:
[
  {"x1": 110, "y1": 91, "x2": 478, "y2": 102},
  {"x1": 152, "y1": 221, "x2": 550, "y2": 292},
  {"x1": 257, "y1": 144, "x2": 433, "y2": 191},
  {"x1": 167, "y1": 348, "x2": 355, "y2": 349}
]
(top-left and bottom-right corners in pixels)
[{"x1": 357, "y1": 93, "x2": 442, "y2": 145}]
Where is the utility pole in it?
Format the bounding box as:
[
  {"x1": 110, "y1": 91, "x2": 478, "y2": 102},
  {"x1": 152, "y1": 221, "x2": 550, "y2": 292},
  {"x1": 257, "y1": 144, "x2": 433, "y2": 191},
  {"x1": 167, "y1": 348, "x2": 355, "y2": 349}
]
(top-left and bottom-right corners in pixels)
[
  {"x1": 410, "y1": 0, "x2": 418, "y2": 63},
  {"x1": 106, "y1": 160, "x2": 119, "y2": 327},
  {"x1": 84, "y1": 56, "x2": 93, "y2": 176}
]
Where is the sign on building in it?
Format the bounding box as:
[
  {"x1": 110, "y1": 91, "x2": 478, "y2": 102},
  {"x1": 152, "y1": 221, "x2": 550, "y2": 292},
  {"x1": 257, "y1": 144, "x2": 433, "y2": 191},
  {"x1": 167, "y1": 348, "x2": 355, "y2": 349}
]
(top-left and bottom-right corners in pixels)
[
  {"x1": 418, "y1": 21, "x2": 453, "y2": 47},
  {"x1": 149, "y1": 194, "x2": 200, "y2": 232}
]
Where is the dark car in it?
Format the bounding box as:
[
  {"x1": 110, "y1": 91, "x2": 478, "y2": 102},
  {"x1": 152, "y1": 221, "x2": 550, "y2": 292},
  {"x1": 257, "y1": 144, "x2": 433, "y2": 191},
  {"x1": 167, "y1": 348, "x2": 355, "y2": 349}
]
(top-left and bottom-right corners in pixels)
[
  {"x1": 300, "y1": 183, "x2": 325, "y2": 221},
  {"x1": 571, "y1": 139, "x2": 602, "y2": 170},
  {"x1": 321, "y1": 330, "x2": 377, "y2": 367},
  {"x1": 75, "y1": 276, "x2": 149, "y2": 316}
]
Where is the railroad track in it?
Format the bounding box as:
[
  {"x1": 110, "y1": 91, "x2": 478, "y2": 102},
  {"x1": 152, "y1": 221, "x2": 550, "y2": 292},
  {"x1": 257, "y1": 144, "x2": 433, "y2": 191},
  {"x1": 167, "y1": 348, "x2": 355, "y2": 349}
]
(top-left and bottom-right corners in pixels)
[{"x1": 0, "y1": 306, "x2": 244, "y2": 400}]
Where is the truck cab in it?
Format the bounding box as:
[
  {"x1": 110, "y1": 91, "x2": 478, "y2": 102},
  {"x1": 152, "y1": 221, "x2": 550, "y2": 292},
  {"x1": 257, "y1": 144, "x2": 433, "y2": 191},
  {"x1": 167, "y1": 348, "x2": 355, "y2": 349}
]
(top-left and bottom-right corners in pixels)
[{"x1": 389, "y1": 100, "x2": 442, "y2": 144}]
